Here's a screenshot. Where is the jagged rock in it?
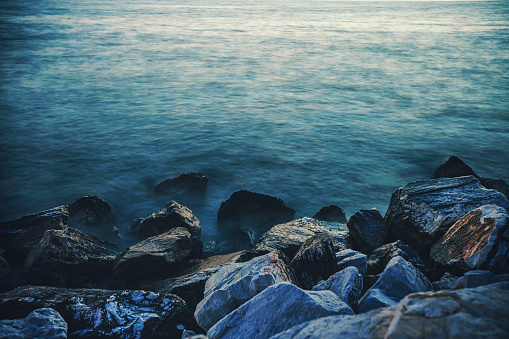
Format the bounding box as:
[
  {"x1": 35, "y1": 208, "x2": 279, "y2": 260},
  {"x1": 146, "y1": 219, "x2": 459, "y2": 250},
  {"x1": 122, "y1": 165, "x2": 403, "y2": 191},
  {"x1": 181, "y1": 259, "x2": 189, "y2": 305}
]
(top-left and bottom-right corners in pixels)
[
  {"x1": 68, "y1": 195, "x2": 117, "y2": 230},
  {"x1": 0, "y1": 257, "x2": 10, "y2": 293},
  {"x1": 347, "y1": 209, "x2": 387, "y2": 254},
  {"x1": 291, "y1": 232, "x2": 336, "y2": 289},
  {"x1": 432, "y1": 272, "x2": 461, "y2": 291},
  {"x1": 194, "y1": 250, "x2": 296, "y2": 331},
  {"x1": 235, "y1": 226, "x2": 256, "y2": 251},
  {"x1": 385, "y1": 176, "x2": 509, "y2": 253},
  {"x1": 217, "y1": 190, "x2": 295, "y2": 235},
  {"x1": 153, "y1": 172, "x2": 208, "y2": 195},
  {"x1": 480, "y1": 178, "x2": 509, "y2": 200},
  {"x1": 432, "y1": 155, "x2": 478, "y2": 179},
  {"x1": 312, "y1": 205, "x2": 347, "y2": 223},
  {"x1": 430, "y1": 204, "x2": 509, "y2": 274},
  {"x1": 272, "y1": 282, "x2": 509, "y2": 339},
  {"x1": 336, "y1": 249, "x2": 368, "y2": 276},
  {"x1": 113, "y1": 227, "x2": 193, "y2": 281},
  {"x1": 0, "y1": 206, "x2": 68, "y2": 263},
  {"x1": 0, "y1": 308, "x2": 67, "y2": 339},
  {"x1": 358, "y1": 256, "x2": 432, "y2": 313},
  {"x1": 208, "y1": 282, "x2": 353, "y2": 339},
  {"x1": 0, "y1": 285, "x2": 199, "y2": 338},
  {"x1": 22, "y1": 227, "x2": 123, "y2": 288},
  {"x1": 312, "y1": 266, "x2": 363, "y2": 309},
  {"x1": 463, "y1": 270, "x2": 509, "y2": 288},
  {"x1": 367, "y1": 241, "x2": 429, "y2": 277}
]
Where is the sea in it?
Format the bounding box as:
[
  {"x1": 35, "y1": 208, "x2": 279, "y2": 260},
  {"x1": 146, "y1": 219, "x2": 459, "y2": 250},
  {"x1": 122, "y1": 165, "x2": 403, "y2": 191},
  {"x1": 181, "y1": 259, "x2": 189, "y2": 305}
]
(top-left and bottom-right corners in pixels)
[{"x1": 1, "y1": 0, "x2": 508, "y2": 242}]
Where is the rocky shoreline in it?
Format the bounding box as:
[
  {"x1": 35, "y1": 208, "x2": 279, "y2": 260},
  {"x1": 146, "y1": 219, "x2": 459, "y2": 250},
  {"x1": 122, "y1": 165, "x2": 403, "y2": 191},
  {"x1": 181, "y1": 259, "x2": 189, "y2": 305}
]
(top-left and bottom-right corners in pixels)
[{"x1": 1, "y1": 156, "x2": 508, "y2": 338}]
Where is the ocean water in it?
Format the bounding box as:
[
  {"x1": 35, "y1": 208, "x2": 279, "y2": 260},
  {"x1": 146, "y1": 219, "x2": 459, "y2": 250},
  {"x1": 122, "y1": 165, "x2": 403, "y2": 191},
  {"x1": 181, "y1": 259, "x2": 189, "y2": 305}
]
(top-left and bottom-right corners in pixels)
[{"x1": 1, "y1": 0, "x2": 508, "y2": 242}]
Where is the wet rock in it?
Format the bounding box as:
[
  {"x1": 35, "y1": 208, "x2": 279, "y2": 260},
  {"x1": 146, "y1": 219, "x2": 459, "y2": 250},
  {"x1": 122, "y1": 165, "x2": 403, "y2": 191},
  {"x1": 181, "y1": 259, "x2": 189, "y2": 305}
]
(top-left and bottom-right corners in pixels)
[
  {"x1": 432, "y1": 155, "x2": 478, "y2": 179},
  {"x1": 217, "y1": 190, "x2": 295, "y2": 235},
  {"x1": 312, "y1": 266, "x2": 363, "y2": 309},
  {"x1": 0, "y1": 308, "x2": 67, "y2": 339},
  {"x1": 153, "y1": 172, "x2": 208, "y2": 195},
  {"x1": 367, "y1": 240, "x2": 428, "y2": 277},
  {"x1": 347, "y1": 209, "x2": 387, "y2": 254},
  {"x1": 235, "y1": 226, "x2": 256, "y2": 251},
  {"x1": 463, "y1": 270, "x2": 509, "y2": 288},
  {"x1": 208, "y1": 282, "x2": 352, "y2": 339},
  {"x1": 0, "y1": 285, "x2": 199, "y2": 339},
  {"x1": 384, "y1": 176, "x2": 509, "y2": 253},
  {"x1": 312, "y1": 205, "x2": 347, "y2": 223},
  {"x1": 430, "y1": 204, "x2": 509, "y2": 274},
  {"x1": 291, "y1": 232, "x2": 337, "y2": 289},
  {"x1": 194, "y1": 250, "x2": 296, "y2": 331},
  {"x1": 479, "y1": 178, "x2": 509, "y2": 200},
  {"x1": 113, "y1": 227, "x2": 193, "y2": 281},
  {"x1": 0, "y1": 257, "x2": 10, "y2": 293},
  {"x1": 68, "y1": 195, "x2": 117, "y2": 231},
  {"x1": 23, "y1": 227, "x2": 123, "y2": 288},
  {"x1": 358, "y1": 256, "x2": 432, "y2": 313},
  {"x1": 336, "y1": 249, "x2": 367, "y2": 276}
]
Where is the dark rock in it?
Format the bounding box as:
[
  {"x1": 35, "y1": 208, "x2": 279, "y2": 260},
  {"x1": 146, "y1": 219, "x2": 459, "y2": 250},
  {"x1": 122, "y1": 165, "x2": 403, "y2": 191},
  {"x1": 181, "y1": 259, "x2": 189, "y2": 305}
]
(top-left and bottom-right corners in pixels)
[
  {"x1": 0, "y1": 285, "x2": 199, "y2": 338},
  {"x1": 207, "y1": 282, "x2": 353, "y2": 339},
  {"x1": 291, "y1": 232, "x2": 337, "y2": 289},
  {"x1": 384, "y1": 176, "x2": 509, "y2": 253},
  {"x1": 0, "y1": 257, "x2": 10, "y2": 293},
  {"x1": 23, "y1": 227, "x2": 123, "y2": 288},
  {"x1": 464, "y1": 270, "x2": 509, "y2": 288},
  {"x1": 312, "y1": 205, "x2": 347, "y2": 223},
  {"x1": 0, "y1": 308, "x2": 67, "y2": 339},
  {"x1": 312, "y1": 266, "x2": 363, "y2": 310},
  {"x1": 113, "y1": 227, "x2": 194, "y2": 281},
  {"x1": 480, "y1": 178, "x2": 509, "y2": 200},
  {"x1": 430, "y1": 204, "x2": 509, "y2": 274},
  {"x1": 336, "y1": 249, "x2": 367, "y2": 276},
  {"x1": 366, "y1": 240, "x2": 428, "y2": 277},
  {"x1": 153, "y1": 172, "x2": 208, "y2": 195},
  {"x1": 202, "y1": 240, "x2": 235, "y2": 257},
  {"x1": 68, "y1": 195, "x2": 117, "y2": 231},
  {"x1": 432, "y1": 272, "x2": 461, "y2": 291},
  {"x1": 347, "y1": 209, "x2": 387, "y2": 254},
  {"x1": 217, "y1": 190, "x2": 295, "y2": 235},
  {"x1": 432, "y1": 155, "x2": 478, "y2": 179},
  {"x1": 235, "y1": 226, "x2": 256, "y2": 251},
  {"x1": 362, "y1": 274, "x2": 380, "y2": 294}
]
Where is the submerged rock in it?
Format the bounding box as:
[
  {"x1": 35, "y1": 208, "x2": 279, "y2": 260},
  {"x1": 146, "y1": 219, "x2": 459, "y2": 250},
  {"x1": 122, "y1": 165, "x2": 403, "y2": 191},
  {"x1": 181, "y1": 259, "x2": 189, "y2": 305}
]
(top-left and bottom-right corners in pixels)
[
  {"x1": 68, "y1": 195, "x2": 117, "y2": 231},
  {"x1": 312, "y1": 266, "x2": 363, "y2": 309},
  {"x1": 347, "y1": 209, "x2": 387, "y2": 254},
  {"x1": 153, "y1": 172, "x2": 208, "y2": 195},
  {"x1": 0, "y1": 308, "x2": 67, "y2": 339},
  {"x1": 312, "y1": 205, "x2": 347, "y2": 223}
]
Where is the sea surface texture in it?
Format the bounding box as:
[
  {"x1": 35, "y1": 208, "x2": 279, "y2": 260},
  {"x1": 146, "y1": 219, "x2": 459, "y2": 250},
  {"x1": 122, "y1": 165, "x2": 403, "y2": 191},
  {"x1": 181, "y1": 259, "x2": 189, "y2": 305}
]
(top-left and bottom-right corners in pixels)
[{"x1": 1, "y1": 0, "x2": 508, "y2": 241}]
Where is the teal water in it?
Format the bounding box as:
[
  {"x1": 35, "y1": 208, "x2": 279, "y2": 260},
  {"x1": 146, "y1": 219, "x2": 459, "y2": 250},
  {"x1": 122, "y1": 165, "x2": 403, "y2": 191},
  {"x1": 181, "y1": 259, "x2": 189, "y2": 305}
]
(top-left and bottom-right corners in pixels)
[{"x1": 1, "y1": 0, "x2": 508, "y2": 241}]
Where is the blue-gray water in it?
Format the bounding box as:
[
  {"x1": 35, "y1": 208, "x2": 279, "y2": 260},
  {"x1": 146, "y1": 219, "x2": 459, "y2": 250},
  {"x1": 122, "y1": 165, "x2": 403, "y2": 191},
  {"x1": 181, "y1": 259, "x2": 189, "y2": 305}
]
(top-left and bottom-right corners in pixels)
[{"x1": 1, "y1": 0, "x2": 508, "y2": 241}]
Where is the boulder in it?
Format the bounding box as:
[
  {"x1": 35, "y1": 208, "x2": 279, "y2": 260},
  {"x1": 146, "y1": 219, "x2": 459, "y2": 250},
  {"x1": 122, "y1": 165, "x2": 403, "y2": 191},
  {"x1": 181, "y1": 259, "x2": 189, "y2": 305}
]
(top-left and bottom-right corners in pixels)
[
  {"x1": 312, "y1": 266, "x2": 363, "y2": 309},
  {"x1": 217, "y1": 190, "x2": 295, "y2": 235},
  {"x1": 358, "y1": 256, "x2": 432, "y2": 313},
  {"x1": 291, "y1": 232, "x2": 337, "y2": 289},
  {"x1": 194, "y1": 250, "x2": 296, "y2": 331},
  {"x1": 336, "y1": 249, "x2": 367, "y2": 276},
  {"x1": 463, "y1": 270, "x2": 509, "y2": 289},
  {"x1": 0, "y1": 257, "x2": 10, "y2": 293},
  {"x1": 208, "y1": 282, "x2": 353, "y2": 339},
  {"x1": 430, "y1": 204, "x2": 509, "y2": 274},
  {"x1": 312, "y1": 205, "x2": 347, "y2": 223},
  {"x1": 0, "y1": 308, "x2": 67, "y2": 339},
  {"x1": 347, "y1": 209, "x2": 387, "y2": 254},
  {"x1": 0, "y1": 285, "x2": 199, "y2": 338},
  {"x1": 384, "y1": 176, "x2": 509, "y2": 253},
  {"x1": 432, "y1": 155, "x2": 478, "y2": 179},
  {"x1": 366, "y1": 241, "x2": 429, "y2": 277},
  {"x1": 153, "y1": 172, "x2": 208, "y2": 195},
  {"x1": 113, "y1": 227, "x2": 193, "y2": 281},
  {"x1": 68, "y1": 195, "x2": 117, "y2": 231},
  {"x1": 480, "y1": 178, "x2": 509, "y2": 200}
]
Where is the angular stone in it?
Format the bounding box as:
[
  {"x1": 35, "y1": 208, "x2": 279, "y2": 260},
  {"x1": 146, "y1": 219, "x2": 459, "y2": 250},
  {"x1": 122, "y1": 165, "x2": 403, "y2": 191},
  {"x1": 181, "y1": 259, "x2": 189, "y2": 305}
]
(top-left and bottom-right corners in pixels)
[
  {"x1": 432, "y1": 272, "x2": 461, "y2": 291},
  {"x1": 312, "y1": 266, "x2": 363, "y2": 309},
  {"x1": 291, "y1": 232, "x2": 337, "y2": 289},
  {"x1": 153, "y1": 172, "x2": 208, "y2": 195},
  {"x1": 463, "y1": 270, "x2": 509, "y2": 288},
  {"x1": 68, "y1": 195, "x2": 117, "y2": 230},
  {"x1": 430, "y1": 204, "x2": 509, "y2": 274},
  {"x1": 194, "y1": 251, "x2": 296, "y2": 331},
  {"x1": 113, "y1": 227, "x2": 193, "y2": 281},
  {"x1": 385, "y1": 176, "x2": 509, "y2": 253},
  {"x1": 312, "y1": 205, "x2": 347, "y2": 223},
  {"x1": 358, "y1": 256, "x2": 432, "y2": 313},
  {"x1": 0, "y1": 308, "x2": 67, "y2": 339},
  {"x1": 208, "y1": 282, "x2": 353, "y2": 339},
  {"x1": 336, "y1": 249, "x2": 368, "y2": 276},
  {"x1": 367, "y1": 240, "x2": 428, "y2": 277},
  {"x1": 23, "y1": 227, "x2": 123, "y2": 288},
  {"x1": 432, "y1": 155, "x2": 478, "y2": 179},
  {"x1": 347, "y1": 209, "x2": 387, "y2": 253}
]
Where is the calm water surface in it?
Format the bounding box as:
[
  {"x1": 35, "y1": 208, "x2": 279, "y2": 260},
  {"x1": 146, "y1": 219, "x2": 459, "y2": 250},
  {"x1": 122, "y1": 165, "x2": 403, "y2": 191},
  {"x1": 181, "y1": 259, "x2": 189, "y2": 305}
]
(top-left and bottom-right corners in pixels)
[{"x1": 1, "y1": 0, "x2": 508, "y2": 241}]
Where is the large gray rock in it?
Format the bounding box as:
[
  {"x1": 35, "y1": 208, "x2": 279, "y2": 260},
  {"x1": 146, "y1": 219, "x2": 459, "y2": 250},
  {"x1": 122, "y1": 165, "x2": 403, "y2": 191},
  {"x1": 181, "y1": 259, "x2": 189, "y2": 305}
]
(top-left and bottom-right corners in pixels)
[
  {"x1": 194, "y1": 250, "x2": 296, "y2": 331},
  {"x1": 271, "y1": 282, "x2": 509, "y2": 339},
  {"x1": 347, "y1": 209, "x2": 387, "y2": 254},
  {"x1": 336, "y1": 249, "x2": 368, "y2": 276},
  {"x1": 153, "y1": 172, "x2": 208, "y2": 195},
  {"x1": 385, "y1": 176, "x2": 509, "y2": 253},
  {"x1": 430, "y1": 204, "x2": 509, "y2": 274},
  {"x1": 208, "y1": 282, "x2": 353, "y2": 339},
  {"x1": 0, "y1": 308, "x2": 67, "y2": 339},
  {"x1": 113, "y1": 227, "x2": 193, "y2": 281},
  {"x1": 358, "y1": 256, "x2": 432, "y2": 313},
  {"x1": 312, "y1": 266, "x2": 363, "y2": 309}
]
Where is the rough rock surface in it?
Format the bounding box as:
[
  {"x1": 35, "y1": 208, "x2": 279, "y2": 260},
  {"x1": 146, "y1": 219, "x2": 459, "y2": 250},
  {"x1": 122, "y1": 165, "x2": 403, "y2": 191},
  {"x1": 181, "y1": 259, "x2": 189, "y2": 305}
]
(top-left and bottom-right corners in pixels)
[
  {"x1": 463, "y1": 270, "x2": 509, "y2": 288},
  {"x1": 235, "y1": 226, "x2": 256, "y2": 251},
  {"x1": 336, "y1": 249, "x2": 368, "y2": 276},
  {"x1": 114, "y1": 227, "x2": 193, "y2": 281},
  {"x1": 0, "y1": 257, "x2": 11, "y2": 293},
  {"x1": 347, "y1": 209, "x2": 387, "y2": 254},
  {"x1": 0, "y1": 285, "x2": 199, "y2": 339},
  {"x1": 312, "y1": 205, "x2": 347, "y2": 223},
  {"x1": 68, "y1": 195, "x2": 117, "y2": 230},
  {"x1": 208, "y1": 282, "x2": 353, "y2": 339},
  {"x1": 312, "y1": 266, "x2": 363, "y2": 309},
  {"x1": 0, "y1": 308, "x2": 68, "y2": 339},
  {"x1": 430, "y1": 204, "x2": 509, "y2": 274},
  {"x1": 358, "y1": 256, "x2": 432, "y2": 313},
  {"x1": 366, "y1": 240, "x2": 427, "y2": 277},
  {"x1": 153, "y1": 172, "x2": 208, "y2": 195},
  {"x1": 291, "y1": 232, "x2": 337, "y2": 289},
  {"x1": 384, "y1": 176, "x2": 509, "y2": 253},
  {"x1": 194, "y1": 250, "x2": 296, "y2": 331},
  {"x1": 480, "y1": 178, "x2": 509, "y2": 200},
  {"x1": 432, "y1": 155, "x2": 478, "y2": 179},
  {"x1": 271, "y1": 282, "x2": 509, "y2": 339}
]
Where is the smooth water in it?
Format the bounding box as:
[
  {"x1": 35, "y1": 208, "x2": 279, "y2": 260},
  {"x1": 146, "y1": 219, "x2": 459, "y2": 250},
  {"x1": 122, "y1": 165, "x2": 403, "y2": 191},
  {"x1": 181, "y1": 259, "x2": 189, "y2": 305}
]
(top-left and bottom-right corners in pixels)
[{"x1": 1, "y1": 0, "x2": 508, "y2": 241}]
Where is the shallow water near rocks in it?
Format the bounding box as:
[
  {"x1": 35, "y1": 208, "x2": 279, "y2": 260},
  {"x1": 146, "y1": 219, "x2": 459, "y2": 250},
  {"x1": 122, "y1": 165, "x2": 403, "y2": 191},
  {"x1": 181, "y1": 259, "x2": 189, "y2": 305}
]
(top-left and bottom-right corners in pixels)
[{"x1": 1, "y1": 0, "x2": 508, "y2": 242}]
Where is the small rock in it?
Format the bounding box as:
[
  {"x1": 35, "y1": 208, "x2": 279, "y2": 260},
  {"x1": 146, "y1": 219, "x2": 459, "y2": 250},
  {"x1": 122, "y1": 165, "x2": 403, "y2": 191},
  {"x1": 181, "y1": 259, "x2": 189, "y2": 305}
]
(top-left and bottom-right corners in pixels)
[
  {"x1": 0, "y1": 308, "x2": 67, "y2": 339},
  {"x1": 336, "y1": 249, "x2": 368, "y2": 276},
  {"x1": 347, "y1": 209, "x2": 387, "y2": 254},
  {"x1": 463, "y1": 270, "x2": 509, "y2": 288},
  {"x1": 312, "y1": 205, "x2": 347, "y2": 223},
  {"x1": 153, "y1": 172, "x2": 208, "y2": 195},
  {"x1": 432, "y1": 155, "x2": 478, "y2": 179},
  {"x1": 312, "y1": 266, "x2": 363, "y2": 309},
  {"x1": 367, "y1": 240, "x2": 428, "y2": 277},
  {"x1": 68, "y1": 195, "x2": 117, "y2": 231},
  {"x1": 432, "y1": 272, "x2": 461, "y2": 291}
]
